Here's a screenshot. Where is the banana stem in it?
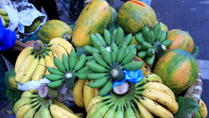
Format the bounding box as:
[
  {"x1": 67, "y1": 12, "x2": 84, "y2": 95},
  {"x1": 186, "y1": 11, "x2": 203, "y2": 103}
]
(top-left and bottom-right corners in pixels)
[
  {"x1": 135, "y1": 86, "x2": 145, "y2": 91},
  {"x1": 135, "y1": 79, "x2": 146, "y2": 87},
  {"x1": 135, "y1": 91, "x2": 143, "y2": 96}
]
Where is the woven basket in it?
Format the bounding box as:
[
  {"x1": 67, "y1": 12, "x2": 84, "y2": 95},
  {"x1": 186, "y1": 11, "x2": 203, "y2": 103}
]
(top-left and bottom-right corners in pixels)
[{"x1": 184, "y1": 73, "x2": 203, "y2": 117}]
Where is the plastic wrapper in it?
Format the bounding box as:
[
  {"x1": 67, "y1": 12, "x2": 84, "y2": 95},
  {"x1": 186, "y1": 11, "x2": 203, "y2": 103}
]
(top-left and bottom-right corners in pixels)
[
  {"x1": 17, "y1": 78, "x2": 51, "y2": 91},
  {"x1": 113, "y1": 69, "x2": 143, "y2": 88}
]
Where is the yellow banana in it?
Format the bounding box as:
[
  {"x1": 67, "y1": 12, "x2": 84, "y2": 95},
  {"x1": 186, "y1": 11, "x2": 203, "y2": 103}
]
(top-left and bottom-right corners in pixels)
[
  {"x1": 199, "y1": 99, "x2": 208, "y2": 118},
  {"x1": 16, "y1": 101, "x2": 39, "y2": 118},
  {"x1": 136, "y1": 82, "x2": 175, "y2": 99},
  {"x1": 49, "y1": 38, "x2": 74, "y2": 55},
  {"x1": 139, "y1": 96, "x2": 174, "y2": 118},
  {"x1": 19, "y1": 56, "x2": 40, "y2": 84},
  {"x1": 143, "y1": 73, "x2": 162, "y2": 83},
  {"x1": 47, "y1": 50, "x2": 58, "y2": 63},
  {"x1": 34, "y1": 103, "x2": 44, "y2": 118},
  {"x1": 50, "y1": 44, "x2": 68, "y2": 60},
  {"x1": 86, "y1": 96, "x2": 104, "y2": 113},
  {"x1": 94, "y1": 88, "x2": 99, "y2": 96},
  {"x1": 54, "y1": 99, "x2": 73, "y2": 113},
  {"x1": 32, "y1": 56, "x2": 46, "y2": 81},
  {"x1": 50, "y1": 104, "x2": 79, "y2": 118},
  {"x1": 23, "y1": 103, "x2": 41, "y2": 118},
  {"x1": 13, "y1": 97, "x2": 39, "y2": 114},
  {"x1": 0, "y1": 8, "x2": 8, "y2": 16},
  {"x1": 15, "y1": 54, "x2": 35, "y2": 82},
  {"x1": 87, "y1": 101, "x2": 107, "y2": 118},
  {"x1": 134, "y1": 100, "x2": 154, "y2": 118},
  {"x1": 137, "y1": 89, "x2": 178, "y2": 114},
  {"x1": 0, "y1": 15, "x2": 6, "y2": 26},
  {"x1": 15, "y1": 47, "x2": 34, "y2": 73},
  {"x1": 73, "y1": 79, "x2": 85, "y2": 108},
  {"x1": 44, "y1": 54, "x2": 55, "y2": 74},
  {"x1": 39, "y1": 101, "x2": 52, "y2": 118},
  {"x1": 83, "y1": 80, "x2": 95, "y2": 109},
  {"x1": 21, "y1": 91, "x2": 39, "y2": 98}
]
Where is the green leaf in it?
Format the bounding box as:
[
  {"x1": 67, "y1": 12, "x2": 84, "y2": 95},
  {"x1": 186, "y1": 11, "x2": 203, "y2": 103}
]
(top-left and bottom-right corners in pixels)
[
  {"x1": 192, "y1": 46, "x2": 199, "y2": 58},
  {"x1": 174, "y1": 96, "x2": 199, "y2": 118},
  {"x1": 76, "y1": 47, "x2": 89, "y2": 57}
]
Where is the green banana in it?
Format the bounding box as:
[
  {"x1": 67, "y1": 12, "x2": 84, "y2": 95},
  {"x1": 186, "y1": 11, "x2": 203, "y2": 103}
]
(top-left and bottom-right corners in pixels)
[
  {"x1": 54, "y1": 56, "x2": 66, "y2": 72},
  {"x1": 153, "y1": 23, "x2": 161, "y2": 41},
  {"x1": 116, "y1": 27, "x2": 124, "y2": 45},
  {"x1": 125, "y1": 102, "x2": 136, "y2": 118},
  {"x1": 121, "y1": 48, "x2": 137, "y2": 65},
  {"x1": 39, "y1": 101, "x2": 52, "y2": 118},
  {"x1": 89, "y1": 76, "x2": 109, "y2": 88},
  {"x1": 47, "y1": 79, "x2": 64, "y2": 88},
  {"x1": 87, "y1": 73, "x2": 108, "y2": 80},
  {"x1": 110, "y1": 42, "x2": 118, "y2": 65},
  {"x1": 76, "y1": 71, "x2": 90, "y2": 80},
  {"x1": 47, "y1": 67, "x2": 63, "y2": 75},
  {"x1": 141, "y1": 41, "x2": 153, "y2": 50},
  {"x1": 90, "y1": 34, "x2": 103, "y2": 49},
  {"x1": 0, "y1": 8, "x2": 7, "y2": 16},
  {"x1": 69, "y1": 50, "x2": 77, "y2": 70},
  {"x1": 159, "y1": 30, "x2": 167, "y2": 42},
  {"x1": 100, "y1": 46, "x2": 112, "y2": 65},
  {"x1": 114, "y1": 104, "x2": 124, "y2": 118},
  {"x1": 95, "y1": 33, "x2": 107, "y2": 47},
  {"x1": 104, "y1": 103, "x2": 117, "y2": 118},
  {"x1": 116, "y1": 44, "x2": 127, "y2": 64},
  {"x1": 84, "y1": 45, "x2": 99, "y2": 54},
  {"x1": 193, "y1": 111, "x2": 201, "y2": 118},
  {"x1": 74, "y1": 54, "x2": 86, "y2": 71},
  {"x1": 86, "y1": 61, "x2": 107, "y2": 72},
  {"x1": 137, "y1": 51, "x2": 147, "y2": 59},
  {"x1": 142, "y1": 26, "x2": 150, "y2": 38},
  {"x1": 136, "y1": 45, "x2": 142, "y2": 51},
  {"x1": 98, "y1": 79, "x2": 113, "y2": 96},
  {"x1": 135, "y1": 34, "x2": 145, "y2": 44},
  {"x1": 104, "y1": 29, "x2": 112, "y2": 46},
  {"x1": 144, "y1": 30, "x2": 154, "y2": 45},
  {"x1": 87, "y1": 56, "x2": 94, "y2": 61},
  {"x1": 123, "y1": 34, "x2": 133, "y2": 46},
  {"x1": 111, "y1": 29, "x2": 117, "y2": 43},
  {"x1": 162, "y1": 39, "x2": 173, "y2": 47},
  {"x1": 131, "y1": 103, "x2": 141, "y2": 118},
  {"x1": 147, "y1": 48, "x2": 155, "y2": 56},
  {"x1": 127, "y1": 44, "x2": 137, "y2": 52},
  {"x1": 23, "y1": 103, "x2": 41, "y2": 118},
  {"x1": 62, "y1": 54, "x2": 69, "y2": 71},
  {"x1": 93, "y1": 53, "x2": 109, "y2": 68},
  {"x1": 146, "y1": 55, "x2": 155, "y2": 66},
  {"x1": 122, "y1": 61, "x2": 143, "y2": 71},
  {"x1": 45, "y1": 74, "x2": 63, "y2": 81}
]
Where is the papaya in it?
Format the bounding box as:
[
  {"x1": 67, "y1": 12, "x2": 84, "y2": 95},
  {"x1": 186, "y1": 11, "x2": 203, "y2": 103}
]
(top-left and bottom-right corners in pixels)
[
  {"x1": 72, "y1": 0, "x2": 112, "y2": 47},
  {"x1": 153, "y1": 49, "x2": 199, "y2": 96},
  {"x1": 38, "y1": 20, "x2": 72, "y2": 44},
  {"x1": 117, "y1": 0, "x2": 157, "y2": 33},
  {"x1": 165, "y1": 29, "x2": 194, "y2": 53}
]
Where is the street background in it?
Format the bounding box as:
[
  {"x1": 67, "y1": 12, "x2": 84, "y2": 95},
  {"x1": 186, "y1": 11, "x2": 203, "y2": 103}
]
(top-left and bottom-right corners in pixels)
[{"x1": 0, "y1": 0, "x2": 208, "y2": 118}]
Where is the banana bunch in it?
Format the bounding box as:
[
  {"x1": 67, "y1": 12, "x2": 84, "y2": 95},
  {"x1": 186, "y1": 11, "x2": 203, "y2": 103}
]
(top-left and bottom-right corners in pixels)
[
  {"x1": 83, "y1": 39, "x2": 143, "y2": 96},
  {"x1": 45, "y1": 47, "x2": 88, "y2": 88},
  {"x1": 197, "y1": 99, "x2": 208, "y2": 118},
  {"x1": 14, "y1": 38, "x2": 73, "y2": 84},
  {"x1": 72, "y1": 79, "x2": 99, "y2": 109},
  {"x1": 84, "y1": 27, "x2": 134, "y2": 55},
  {"x1": 0, "y1": 8, "x2": 9, "y2": 27},
  {"x1": 135, "y1": 23, "x2": 173, "y2": 66},
  {"x1": 86, "y1": 73, "x2": 178, "y2": 118},
  {"x1": 13, "y1": 89, "x2": 78, "y2": 118}
]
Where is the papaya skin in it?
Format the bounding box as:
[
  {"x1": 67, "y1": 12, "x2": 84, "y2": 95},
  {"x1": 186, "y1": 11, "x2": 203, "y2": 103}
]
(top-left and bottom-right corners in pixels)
[{"x1": 72, "y1": 0, "x2": 112, "y2": 47}]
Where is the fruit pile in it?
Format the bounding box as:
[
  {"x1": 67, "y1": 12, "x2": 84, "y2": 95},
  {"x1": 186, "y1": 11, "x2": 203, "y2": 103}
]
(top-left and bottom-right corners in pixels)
[{"x1": 4, "y1": 0, "x2": 208, "y2": 118}]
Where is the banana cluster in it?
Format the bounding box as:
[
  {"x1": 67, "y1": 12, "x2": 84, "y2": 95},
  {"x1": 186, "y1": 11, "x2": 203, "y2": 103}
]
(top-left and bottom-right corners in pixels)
[
  {"x1": 45, "y1": 48, "x2": 88, "y2": 88},
  {"x1": 86, "y1": 73, "x2": 178, "y2": 118},
  {"x1": 0, "y1": 8, "x2": 9, "y2": 27},
  {"x1": 13, "y1": 89, "x2": 79, "y2": 118},
  {"x1": 72, "y1": 79, "x2": 98, "y2": 109},
  {"x1": 136, "y1": 23, "x2": 173, "y2": 66},
  {"x1": 14, "y1": 38, "x2": 73, "y2": 84}
]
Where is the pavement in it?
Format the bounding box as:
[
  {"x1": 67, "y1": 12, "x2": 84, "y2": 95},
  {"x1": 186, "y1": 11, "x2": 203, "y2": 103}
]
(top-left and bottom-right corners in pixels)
[{"x1": 0, "y1": 0, "x2": 209, "y2": 118}]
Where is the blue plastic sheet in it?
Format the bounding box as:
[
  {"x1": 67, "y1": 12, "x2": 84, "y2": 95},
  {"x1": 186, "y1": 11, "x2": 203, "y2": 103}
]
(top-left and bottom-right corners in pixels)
[{"x1": 112, "y1": 69, "x2": 143, "y2": 88}]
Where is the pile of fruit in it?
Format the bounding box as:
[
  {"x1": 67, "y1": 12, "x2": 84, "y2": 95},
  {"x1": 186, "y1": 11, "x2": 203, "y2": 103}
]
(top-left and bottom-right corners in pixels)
[{"x1": 4, "y1": 0, "x2": 208, "y2": 118}]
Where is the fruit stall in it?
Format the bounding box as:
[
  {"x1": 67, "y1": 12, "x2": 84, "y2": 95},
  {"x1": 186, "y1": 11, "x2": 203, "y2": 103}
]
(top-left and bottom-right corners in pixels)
[{"x1": 0, "y1": 0, "x2": 208, "y2": 118}]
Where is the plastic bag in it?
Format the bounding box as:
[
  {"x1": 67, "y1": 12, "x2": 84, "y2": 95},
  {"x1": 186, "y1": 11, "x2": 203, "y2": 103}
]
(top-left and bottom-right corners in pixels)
[
  {"x1": 0, "y1": 0, "x2": 19, "y2": 31},
  {"x1": 17, "y1": 78, "x2": 51, "y2": 91},
  {"x1": 12, "y1": 1, "x2": 47, "y2": 35},
  {"x1": 112, "y1": 69, "x2": 143, "y2": 88}
]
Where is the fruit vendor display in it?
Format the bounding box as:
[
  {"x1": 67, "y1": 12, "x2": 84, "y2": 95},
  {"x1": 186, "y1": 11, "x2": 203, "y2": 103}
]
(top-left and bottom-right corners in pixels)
[
  {"x1": 72, "y1": 0, "x2": 112, "y2": 47},
  {"x1": 14, "y1": 38, "x2": 73, "y2": 84},
  {"x1": 0, "y1": 8, "x2": 10, "y2": 27},
  {"x1": 153, "y1": 49, "x2": 199, "y2": 95},
  {"x1": 38, "y1": 20, "x2": 73, "y2": 43},
  {"x1": 165, "y1": 29, "x2": 194, "y2": 53},
  {"x1": 117, "y1": 0, "x2": 157, "y2": 33},
  {"x1": 86, "y1": 74, "x2": 178, "y2": 118}
]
